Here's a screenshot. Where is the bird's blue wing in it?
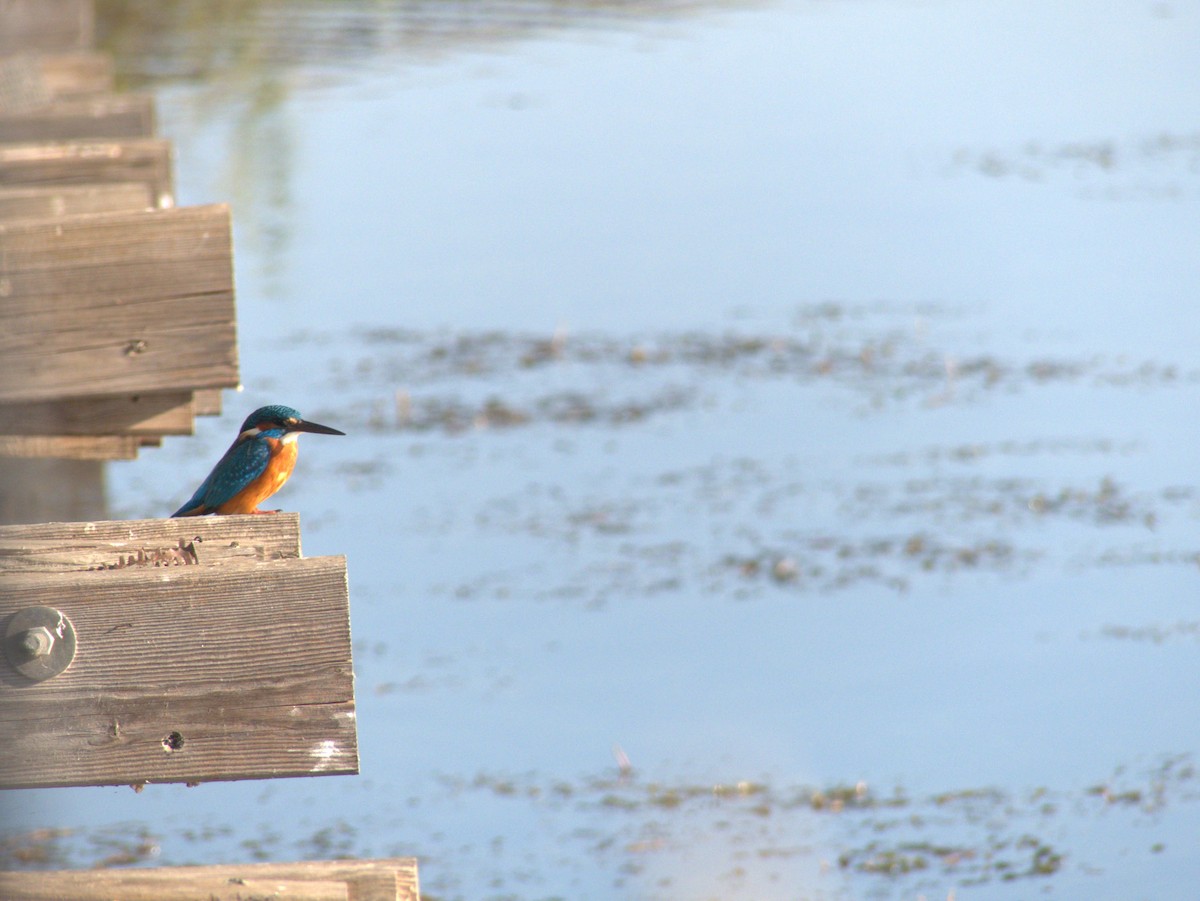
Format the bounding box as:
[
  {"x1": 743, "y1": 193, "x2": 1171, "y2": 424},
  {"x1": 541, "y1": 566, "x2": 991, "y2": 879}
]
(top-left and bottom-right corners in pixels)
[{"x1": 171, "y1": 438, "x2": 271, "y2": 516}]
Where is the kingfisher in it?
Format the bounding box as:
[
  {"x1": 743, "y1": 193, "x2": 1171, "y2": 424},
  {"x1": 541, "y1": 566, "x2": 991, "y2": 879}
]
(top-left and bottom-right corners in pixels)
[{"x1": 171, "y1": 404, "x2": 345, "y2": 517}]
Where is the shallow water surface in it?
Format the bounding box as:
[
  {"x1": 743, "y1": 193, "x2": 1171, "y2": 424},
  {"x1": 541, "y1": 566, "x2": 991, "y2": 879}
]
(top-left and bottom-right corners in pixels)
[{"x1": 5, "y1": 1, "x2": 1200, "y2": 898}]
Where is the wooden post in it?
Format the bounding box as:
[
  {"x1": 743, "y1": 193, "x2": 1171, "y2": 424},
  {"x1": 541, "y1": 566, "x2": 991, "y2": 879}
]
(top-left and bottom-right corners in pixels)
[{"x1": 0, "y1": 514, "x2": 358, "y2": 789}]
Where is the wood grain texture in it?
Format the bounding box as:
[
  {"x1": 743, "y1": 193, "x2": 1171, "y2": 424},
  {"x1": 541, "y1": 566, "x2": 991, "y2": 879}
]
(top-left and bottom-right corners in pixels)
[
  {"x1": 0, "y1": 139, "x2": 173, "y2": 206},
  {"x1": 0, "y1": 93, "x2": 155, "y2": 142},
  {"x1": 0, "y1": 434, "x2": 138, "y2": 459},
  {"x1": 0, "y1": 0, "x2": 93, "y2": 55},
  {"x1": 0, "y1": 204, "x2": 238, "y2": 405},
  {"x1": 0, "y1": 552, "x2": 355, "y2": 788},
  {"x1": 0, "y1": 182, "x2": 152, "y2": 219},
  {"x1": 0, "y1": 858, "x2": 420, "y2": 901},
  {"x1": 32, "y1": 52, "x2": 114, "y2": 98},
  {"x1": 0, "y1": 512, "x2": 303, "y2": 572},
  {"x1": 194, "y1": 388, "x2": 224, "y2": 415},
  {"x1": 0, "y1": 874, "x2": 349, "y2": 901},
  {"x1": 0, "y1": 391, "x2": 193, "y2": 437}
]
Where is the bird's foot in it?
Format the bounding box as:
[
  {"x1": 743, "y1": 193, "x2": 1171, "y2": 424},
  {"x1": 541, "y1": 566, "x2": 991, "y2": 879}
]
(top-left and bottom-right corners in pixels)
[{"x1": 251, "y1": 508, "x2": 284, "y2": 514}]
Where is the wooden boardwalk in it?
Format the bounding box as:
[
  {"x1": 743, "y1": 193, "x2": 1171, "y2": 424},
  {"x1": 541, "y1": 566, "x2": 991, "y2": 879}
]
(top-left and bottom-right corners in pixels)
[
  {"x1": 0, "y1": 3, "x2": 237, "y2": 464},
  {"x1": 0, "y1": 2, "x2": 418, "y2": 897},
  {"x1": 0, "y1": 514, "x2": 356, "y2": 790}
]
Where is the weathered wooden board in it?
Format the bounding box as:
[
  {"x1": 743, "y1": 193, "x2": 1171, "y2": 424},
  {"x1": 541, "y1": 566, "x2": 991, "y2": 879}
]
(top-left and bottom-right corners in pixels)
[
  {"x1": 0, "y1": 392, "x2": 194, "y2": 437},
  {"x1": 30, "y1": 52, "x2": 114, "y2": 98},
  {"x1": 0, "y1": 93, "x2": 155, "y2": 142},
  {"x1": 0, "y1": 515, "x2": 354, "y2": 789},
  {"x1": 0, "y1": 0, "x2": 93, "y2": 55},
  {"x1": 0, "y1": 204, "x2": 238, "y2": 405},
  {"x1": 0, "y1": 875, "x2": 347, "y2": 901},
  {"x1": 0, "y1": 182, "x2": 152, "y2": 218},
  {"x1": 194, "y1": 388, "x2": 224, "y2": 416},
  {"x1": 0, "y1": 858, "x2": 420, "y2": 901},
  {"x1": 0, "y1": 512, "x2": 303, "y2": 572},
  {"x1": 0, "y1": 139, "x2": 173, "y2": 207},
  {"x1": 0, "y1": 434, "x2": 138, "y2": 459},
  {"x1": 0, "y1": 53, "x2": 113, "y2": 117}
]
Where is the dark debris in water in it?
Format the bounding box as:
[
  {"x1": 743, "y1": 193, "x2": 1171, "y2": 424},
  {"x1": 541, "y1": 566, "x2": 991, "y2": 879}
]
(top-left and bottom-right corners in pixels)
[
  {"x1": 4, "y1": 757, "x2": 1196, "y2": 900},
  {"x1": 718, "y1": 532, "x2": 1022, "y2": 594},
  {"x1": 451, "y1": 455, "x2": 1197, "y2": 605},
  {"x1": 1099, "y1": 621, "x2": 1200, "y2": 644},
  {"x1": 0, "y1": 828, "x2": 74, "y2": 868},
  {"x1": 287, "y1": 312, "x2": 1198, "y2": 600},
  {"x1": 0, "y1": 824, "x2": 159, "y2": 871},
  {"x1": 842, "y1": 474, "x2": 1173, "y2": 529},
  {"x1": 947, "y1": 130, "x2": 1200, "y2": 200},
  {"x1": 428, "y1": 755, "x2": 1196, "y2": 894},
  {"x1": 373, "y1": 386, "x2": 695, "y2": 434},
  {"x1": 290, "y1": 310, "x2": 1198, "y2": 437}
]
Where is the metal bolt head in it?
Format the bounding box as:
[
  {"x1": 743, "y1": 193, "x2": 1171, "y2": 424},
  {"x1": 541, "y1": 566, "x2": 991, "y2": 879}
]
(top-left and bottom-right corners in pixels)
[
  {"x1": 17, "y1": 626, "x2": 54, "y2": 658},
  {"x1": 5, "y1": 606, "x2": 76, "y2": 681}
]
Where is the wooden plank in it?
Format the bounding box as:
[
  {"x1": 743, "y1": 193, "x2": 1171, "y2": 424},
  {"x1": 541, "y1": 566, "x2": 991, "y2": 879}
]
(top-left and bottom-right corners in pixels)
[
  {"x1": 0, "y1": 138, "x2": 173, "y2": 207},
  {"x1": 349, "y1": 872, "x2": 407, "y2": 901},
  {"x1": 0, "y1": 434, "x2": 137, "y2": 459},
  {"x1": 194, "y1": 388, "x2": 224, "y2": 416},
  {"x1": 32, "y1": 52, "x2": 114, "y2": 98},
  {"x1": 0, "y1": 93, "x2": 155, "y2": 143},
  {"x1": 0, "y1": 553, "x2": 355, "y2": 788},
  {"x1": 0, "y1": 1, "x2": 93, "y2": 55},
  {"x1": 0, "y1": 392, "x2": 193, "y2": 437},
  {"x1": 0, "y1": 512, "x2": 303, "y2": 572},
  {"x1": 0, "y1": 204, "x2": 238, "y2": 405},
  {"x1": 0, "y1": 53, "x2": 114, "y2": 113},
  {"x1": 0, "y1": 872, "x2": 349, "y2": 901},
  {"x1": 0, "y1": 858, "x2": 420, "y2": 901},
  {"x1": 0, "y1": 182, "x2": 152, "y2": 218}
]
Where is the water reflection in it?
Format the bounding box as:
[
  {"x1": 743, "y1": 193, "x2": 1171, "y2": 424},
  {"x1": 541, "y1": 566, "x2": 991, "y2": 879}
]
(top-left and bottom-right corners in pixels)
[
  {"x1": 98, "y1": 0, "x2": 745, "y2": 84},
  {"x1": 96, "y1": 0, "x2": 755, "y2": 301},
  {"x1": 11, "y1": 1, "x2": 1200, "y2": 899}
]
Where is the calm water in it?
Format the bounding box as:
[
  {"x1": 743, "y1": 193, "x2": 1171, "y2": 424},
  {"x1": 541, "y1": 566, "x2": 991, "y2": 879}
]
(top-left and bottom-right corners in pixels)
[{"x1": 5, "y1": 1, "x2": 1200, "y2": 898}]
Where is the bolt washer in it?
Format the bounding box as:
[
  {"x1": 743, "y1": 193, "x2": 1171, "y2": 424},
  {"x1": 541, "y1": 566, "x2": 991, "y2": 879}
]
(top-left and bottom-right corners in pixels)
[{"x1": 4, "y1": 606, "x2": 77, "y2": 681}]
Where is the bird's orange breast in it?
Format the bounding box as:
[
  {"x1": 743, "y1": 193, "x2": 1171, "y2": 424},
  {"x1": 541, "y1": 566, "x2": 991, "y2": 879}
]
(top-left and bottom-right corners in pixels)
[{"x1": 215, "y1": 438, "x2": 298, "y2": 514}]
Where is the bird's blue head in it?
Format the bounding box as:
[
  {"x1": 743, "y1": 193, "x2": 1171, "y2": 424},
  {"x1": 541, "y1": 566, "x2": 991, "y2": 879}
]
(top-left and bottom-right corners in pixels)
[{"x1": 237, "y1": 404, "x2": 345, "y2": 441}]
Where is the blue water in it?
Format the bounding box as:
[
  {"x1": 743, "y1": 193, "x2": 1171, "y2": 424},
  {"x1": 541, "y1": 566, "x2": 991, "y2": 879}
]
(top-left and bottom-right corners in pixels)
[{"x1": 6, "y1": 0, "x2": 1200, "y2": 897}]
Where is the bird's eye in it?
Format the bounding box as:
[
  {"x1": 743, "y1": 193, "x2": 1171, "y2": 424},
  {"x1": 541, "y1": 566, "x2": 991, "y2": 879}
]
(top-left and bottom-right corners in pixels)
[{"x1": 286, "y1": 417, "x2": 299, "y2": 427}]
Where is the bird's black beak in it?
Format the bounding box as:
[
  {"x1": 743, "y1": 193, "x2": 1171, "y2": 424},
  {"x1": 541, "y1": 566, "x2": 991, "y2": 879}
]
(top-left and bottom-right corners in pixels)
[{"x1": 292, "y1": 418, "x2": 346, "y2": 436}]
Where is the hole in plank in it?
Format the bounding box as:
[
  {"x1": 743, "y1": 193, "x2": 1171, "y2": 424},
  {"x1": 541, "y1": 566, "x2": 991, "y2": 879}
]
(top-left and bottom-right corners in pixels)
[{"x1": 162, "y1": 731, "x2": 185, "y2": 752}]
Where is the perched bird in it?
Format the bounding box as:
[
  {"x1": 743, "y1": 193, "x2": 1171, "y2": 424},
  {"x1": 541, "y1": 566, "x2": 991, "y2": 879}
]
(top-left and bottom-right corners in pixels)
[{"x1": 171, "y1": 404, "x2": 345, "y2": 517}]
